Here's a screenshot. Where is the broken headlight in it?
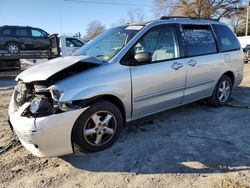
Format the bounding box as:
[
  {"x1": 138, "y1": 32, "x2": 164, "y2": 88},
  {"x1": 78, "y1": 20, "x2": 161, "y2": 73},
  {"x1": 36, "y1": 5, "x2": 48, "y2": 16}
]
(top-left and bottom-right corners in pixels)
[{"x1": 29, "y1": 96, "x2": 53, "y2": 116}]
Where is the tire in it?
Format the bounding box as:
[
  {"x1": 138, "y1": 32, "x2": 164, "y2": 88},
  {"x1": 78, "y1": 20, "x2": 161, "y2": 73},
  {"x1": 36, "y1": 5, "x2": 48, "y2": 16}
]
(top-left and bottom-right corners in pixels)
[
  {"x1": 244, "y1": 61, "x2": 248, "y2": 64},
  {"x1": 6, "y1": 42, "x2": 20, "y2": 54},
  {"x1": 72, "y1": 101, "x2": 123, "y2": 153},
  {"x1": 207, "y1": 75, "x2": 232, "y2": 107}
]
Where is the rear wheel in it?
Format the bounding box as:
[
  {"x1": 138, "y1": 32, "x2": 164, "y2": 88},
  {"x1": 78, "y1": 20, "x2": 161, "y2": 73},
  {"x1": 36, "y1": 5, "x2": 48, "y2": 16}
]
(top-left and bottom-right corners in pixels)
[
  {"x1": 6, "y1": 42, "x2": 20, "y2": 54},
  {"x1": 72, "y1": 101, "x2": 123, "y2": 152},
  {"x1": 207, "y1": 75, "x2": 232, "y2": 107}
]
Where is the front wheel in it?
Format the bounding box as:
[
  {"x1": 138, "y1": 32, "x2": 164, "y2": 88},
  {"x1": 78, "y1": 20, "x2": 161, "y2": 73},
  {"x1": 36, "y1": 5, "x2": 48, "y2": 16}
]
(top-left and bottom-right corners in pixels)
[
  {"x1": 207, "y1": 75, "x2": 232, "y2": 107},
  {"x1": 72, "y1": 101, "x2": 123, "y2": 153}
]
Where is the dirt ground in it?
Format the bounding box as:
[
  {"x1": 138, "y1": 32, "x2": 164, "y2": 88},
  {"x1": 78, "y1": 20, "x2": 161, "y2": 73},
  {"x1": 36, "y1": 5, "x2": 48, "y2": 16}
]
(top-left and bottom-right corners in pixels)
[{"x1": 1, "y1": 64, "x2": 250, "y2": 188}]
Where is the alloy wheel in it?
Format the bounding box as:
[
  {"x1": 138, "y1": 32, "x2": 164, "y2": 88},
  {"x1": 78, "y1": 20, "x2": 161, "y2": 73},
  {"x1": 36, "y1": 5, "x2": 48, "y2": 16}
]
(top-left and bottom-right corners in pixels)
[
  {"x1": 8, "y1": 45, "x2": 19, "y2": 54},
  {"x1": 218, "y1": 80, "x2": 231, "y2": 103},
  {"x1": 83, "y1": 111, "x2": 117, "y2": 146}
]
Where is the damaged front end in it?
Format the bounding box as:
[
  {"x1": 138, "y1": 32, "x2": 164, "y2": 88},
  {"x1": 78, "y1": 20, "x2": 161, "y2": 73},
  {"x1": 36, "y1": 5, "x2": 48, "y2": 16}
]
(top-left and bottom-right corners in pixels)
[
  {"x1": 8, "y1": 56, "x2": 102, "y2": 157},
  {"x1": 13, "y1": 59, "x2": 100, "y2": 117},
  {"x1": 14, "y1": 82, "x2": 62, "y2": 117}
]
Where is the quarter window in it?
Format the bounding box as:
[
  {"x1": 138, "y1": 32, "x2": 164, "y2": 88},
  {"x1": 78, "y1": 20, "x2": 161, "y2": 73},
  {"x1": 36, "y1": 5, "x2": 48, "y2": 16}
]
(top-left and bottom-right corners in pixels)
[
  {"x1": 2, "y1": 28, "x2": 13, "y2": 36},
  {"x1": 213, "y1": 24, "x2": 240, "y2": 52},
  {"x1": 134, "y1": 26, "x2": 180, "y2": 62},
  {"x1": 181, "y1": 25, "x2": 217, "y2": 57}
]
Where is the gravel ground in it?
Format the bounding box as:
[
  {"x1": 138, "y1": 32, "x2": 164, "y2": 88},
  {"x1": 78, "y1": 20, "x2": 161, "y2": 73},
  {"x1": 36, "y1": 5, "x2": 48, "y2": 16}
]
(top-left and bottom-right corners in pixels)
[{"x1": 0, "y1": 64, "x2": 250, "y2": 188}]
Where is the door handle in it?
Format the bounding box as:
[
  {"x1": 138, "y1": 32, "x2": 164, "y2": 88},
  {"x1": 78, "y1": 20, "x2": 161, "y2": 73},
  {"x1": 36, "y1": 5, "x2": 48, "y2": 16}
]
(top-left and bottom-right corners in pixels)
[
  {"x1": 171, "y1": 62, "x2": 183, "y2": 70},
  {"x1": 188, "y1": 59, "x2": 197, "y2": 67}
]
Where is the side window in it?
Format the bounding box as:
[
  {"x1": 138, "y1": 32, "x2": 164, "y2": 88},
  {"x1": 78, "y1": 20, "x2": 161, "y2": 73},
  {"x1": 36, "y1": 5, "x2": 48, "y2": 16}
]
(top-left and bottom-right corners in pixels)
[
  {"x1": 181, "y1": 25, "x2": 217, "y2": 57},
  {"x1": 213, "y1": 24, "x2": 240, "y2": 52},
  {"x1": 16, "y1": 28, "x2": 28, "y2": 37},
  {"x1": 66, "y1": 38, "x2": 84, "y2": 47},
  {"x1": 2, "y1": 28, "x2": 13, "y2": 36},
  {"x1": 134, "y1": 26, "x2": 179, "y2": 62},
  {"x1": 31, "y1": 29, "x2": 46, "y2": 37}
]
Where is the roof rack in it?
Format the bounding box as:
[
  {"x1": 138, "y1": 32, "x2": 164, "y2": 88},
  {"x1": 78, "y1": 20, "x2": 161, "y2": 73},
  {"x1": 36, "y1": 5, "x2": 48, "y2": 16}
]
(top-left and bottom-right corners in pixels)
[{"x1": 160, "y1": 16, "x2": 219, "y2": 22}]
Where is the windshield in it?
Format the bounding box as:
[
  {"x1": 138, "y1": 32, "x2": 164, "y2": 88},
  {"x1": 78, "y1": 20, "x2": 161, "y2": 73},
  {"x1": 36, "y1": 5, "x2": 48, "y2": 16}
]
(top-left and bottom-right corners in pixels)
[{"x1": 73, "y1": 26, "x2": 143, "y2": 62}]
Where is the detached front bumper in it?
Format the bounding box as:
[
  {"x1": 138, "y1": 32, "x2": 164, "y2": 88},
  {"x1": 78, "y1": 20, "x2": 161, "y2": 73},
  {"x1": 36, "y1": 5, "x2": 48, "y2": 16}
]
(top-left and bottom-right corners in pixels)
[{"x1": 8, "y1": 94, "x2": 86, "y2": 157}]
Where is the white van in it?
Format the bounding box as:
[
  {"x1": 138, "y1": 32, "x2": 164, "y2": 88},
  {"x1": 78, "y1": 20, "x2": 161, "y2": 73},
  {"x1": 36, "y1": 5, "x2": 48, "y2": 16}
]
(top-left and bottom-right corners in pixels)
[
  {"x1": 238, "y1": 36, "x2": 250, "y2": 48},
  {"x1": 59, "y1": 36, "x2": 85, "y2": 56},
  {"x1": 9, "y1": 18, "x2": 244, "y2": 157}
]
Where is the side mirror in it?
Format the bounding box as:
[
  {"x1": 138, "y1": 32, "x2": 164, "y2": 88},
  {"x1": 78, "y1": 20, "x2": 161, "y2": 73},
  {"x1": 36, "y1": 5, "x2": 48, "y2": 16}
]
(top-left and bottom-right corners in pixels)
[{"x1": 134, "y1": 52, "x2": 152, "y2": 63}]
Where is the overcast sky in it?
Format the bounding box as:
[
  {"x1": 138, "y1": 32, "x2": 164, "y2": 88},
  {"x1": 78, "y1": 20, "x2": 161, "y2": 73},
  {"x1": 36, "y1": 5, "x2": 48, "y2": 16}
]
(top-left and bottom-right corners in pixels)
[{"x1": 0, "y1": 0, "x2": 154, "y2": 36}]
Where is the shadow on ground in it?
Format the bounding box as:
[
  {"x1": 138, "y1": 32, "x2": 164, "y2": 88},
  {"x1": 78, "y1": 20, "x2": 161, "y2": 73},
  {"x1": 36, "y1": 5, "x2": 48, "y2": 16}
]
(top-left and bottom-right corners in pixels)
[{"x1": 62, "y1": 86, "x2": 250, "y2": 174}]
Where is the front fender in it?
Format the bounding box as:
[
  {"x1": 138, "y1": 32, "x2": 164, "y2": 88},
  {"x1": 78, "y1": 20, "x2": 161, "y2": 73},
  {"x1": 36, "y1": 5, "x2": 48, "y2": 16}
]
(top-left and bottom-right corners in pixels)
[
  {"x1": 60, "y1": 85, "x2": 126, "y2": 102},
  {"x1": 59, "y1": 85, "x2": 131, "y2": 121}
]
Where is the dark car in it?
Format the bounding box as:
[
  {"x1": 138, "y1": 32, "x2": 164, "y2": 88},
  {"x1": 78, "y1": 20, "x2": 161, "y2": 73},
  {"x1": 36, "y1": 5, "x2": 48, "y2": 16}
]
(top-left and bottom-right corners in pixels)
[
  {"x1": 243, "y1": 44, "x2": 250, "y2": 52},
  {"x1": 243, "y1": 44, "x2": 250, "y2": 64},
  {"x1": 0, "y1": 25, "x2": 50, "y2": 54}
]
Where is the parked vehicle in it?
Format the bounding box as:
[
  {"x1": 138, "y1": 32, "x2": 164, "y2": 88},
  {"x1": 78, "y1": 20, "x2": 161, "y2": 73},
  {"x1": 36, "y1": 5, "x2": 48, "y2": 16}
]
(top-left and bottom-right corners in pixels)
[
  {"x1": 238, "y1": 36, "x2": 250, "y2": 49},
  {"x1": 8, "y1": 17, "x2": 244, "y2": 157},
  {"x1": 0, "y1": 33, "x2": 60, "y2": 70},
  {"x1": 59, "y1": 36, "x2": 85, "y2": 56},
  {"x1": 243, "y1": 44, "x2": 250, "y2": 63},
  {"x1": 0, "y1": 25, "x2": 50, "y2": 54}
]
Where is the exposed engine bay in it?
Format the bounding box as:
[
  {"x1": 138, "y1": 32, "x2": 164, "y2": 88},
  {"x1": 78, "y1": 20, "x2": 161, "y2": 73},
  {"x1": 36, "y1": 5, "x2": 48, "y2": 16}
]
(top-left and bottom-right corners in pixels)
[
  {"x1": 14, "y1": 61, "x2": 99, "y2": 117},
  {"x1": 14, "y1": 81, "x2": 60, "y2": 117}
]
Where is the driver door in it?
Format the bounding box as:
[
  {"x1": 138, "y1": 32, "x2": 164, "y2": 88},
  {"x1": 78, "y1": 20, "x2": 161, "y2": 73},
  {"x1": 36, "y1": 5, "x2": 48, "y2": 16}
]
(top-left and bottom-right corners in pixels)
[
  {"x1": 130, "y1": 25, "x2": 187, "y2": 119},
  {"x1": 30, "y1": 28, "x2": 50, "y2": 50}
]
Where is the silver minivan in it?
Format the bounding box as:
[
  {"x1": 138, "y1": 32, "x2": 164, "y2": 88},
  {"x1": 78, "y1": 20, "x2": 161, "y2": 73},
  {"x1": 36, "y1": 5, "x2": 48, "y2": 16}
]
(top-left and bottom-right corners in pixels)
[{"x1": 9, "y1": 17, "x2": 244, "y2": 157}]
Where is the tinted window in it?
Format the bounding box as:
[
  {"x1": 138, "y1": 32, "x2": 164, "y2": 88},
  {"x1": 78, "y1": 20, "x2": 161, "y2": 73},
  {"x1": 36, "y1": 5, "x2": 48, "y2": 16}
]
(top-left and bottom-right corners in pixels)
[
  {"x1": 181, "y1": 25, "x2": 217, "y2": 57},
  {"x1": 134, "y1": 26, "x2": 179, "y2": 62},
  {"x1": 66, "y1": 38, "x2": 84, "y2": 47},
  {"x1": 2, "y1": 28, "x2": 13, "y2": 36},
  {"x1": 31, "y1": 29, "x2": 46, "y2": 37},
  {"x1": 16, "y1": 28, "x2": 28, "y2": 36},
  {"x1": 213, "y1": 24, "x2": 240, "y2": 52}
]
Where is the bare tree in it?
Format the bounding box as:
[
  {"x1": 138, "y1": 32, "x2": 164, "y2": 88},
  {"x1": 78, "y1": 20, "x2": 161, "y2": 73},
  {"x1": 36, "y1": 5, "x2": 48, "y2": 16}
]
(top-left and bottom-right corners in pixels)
[
  {"x1": 85, "y1": 21, "x2": 106, "y2": 41},
  {"x1": 127, "y1": 8, "x2": 146, "y2": 23},
  {"x1": 111, "y1": 18, "x2": 127, "y2": 27},
  {"x1": 111, "y1": 8, "x2": 146, "y2": 27},
  {"x1": 74, "y1": 32, "x2": 82, "y2": 39},
  {"x1": 230, "y1": 8, "x2": 246, "y2": 33},
  {"x1": 154, "y1": 0, "x2": 243, "y2": 19}
]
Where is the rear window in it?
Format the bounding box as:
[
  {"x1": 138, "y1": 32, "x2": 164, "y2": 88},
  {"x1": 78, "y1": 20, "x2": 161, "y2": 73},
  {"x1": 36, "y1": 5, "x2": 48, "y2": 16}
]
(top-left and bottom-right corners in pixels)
[
  {"x1": 2, "y1": 28, "x2": 13, "y2": 36},
  {"x1": 181, "y1": 25, "x2": 217, "y2": 57},
  {"x1": 213, "y1": 24, "x2": 240, "y2": 52}
]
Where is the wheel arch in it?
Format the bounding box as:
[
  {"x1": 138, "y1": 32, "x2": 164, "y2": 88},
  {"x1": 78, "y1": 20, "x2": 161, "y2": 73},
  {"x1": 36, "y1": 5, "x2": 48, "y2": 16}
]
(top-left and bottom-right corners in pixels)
[
  {"x1": 88, "y1": 94, "x2": 126, "y2": 122},
  {"x1": 5, "y1": 41, "x2": 22, "y2": 49},
  {"x1": 70, "y1": 94, "x2": 126, "y2": 153},
  {"x1": 222, "y1": 71, "x2": 235, "y2": 86}
]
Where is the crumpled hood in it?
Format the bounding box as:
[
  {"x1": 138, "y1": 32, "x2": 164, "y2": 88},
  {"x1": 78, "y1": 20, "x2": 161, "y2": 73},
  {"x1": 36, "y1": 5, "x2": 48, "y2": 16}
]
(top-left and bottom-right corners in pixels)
[{"x1": 16, "y1": 55, "x2": 103, "y2": 83}]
